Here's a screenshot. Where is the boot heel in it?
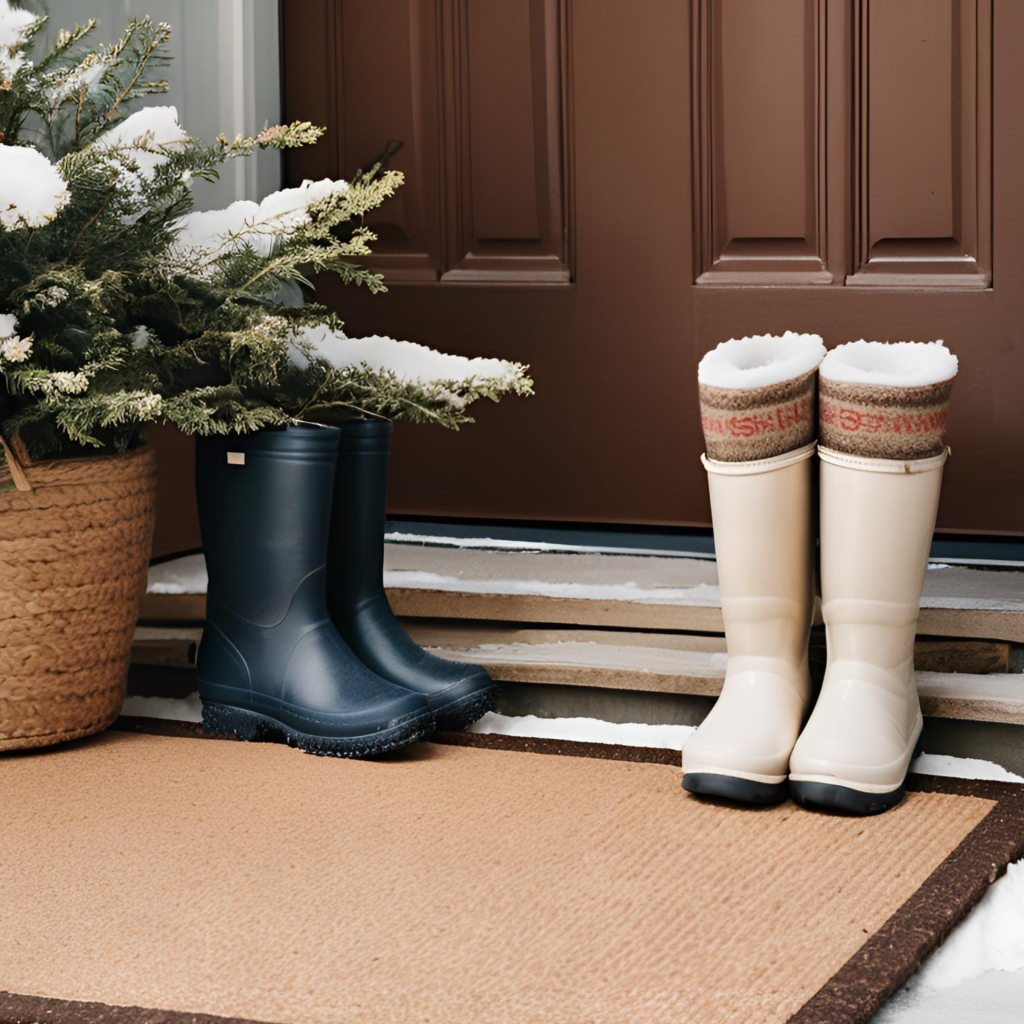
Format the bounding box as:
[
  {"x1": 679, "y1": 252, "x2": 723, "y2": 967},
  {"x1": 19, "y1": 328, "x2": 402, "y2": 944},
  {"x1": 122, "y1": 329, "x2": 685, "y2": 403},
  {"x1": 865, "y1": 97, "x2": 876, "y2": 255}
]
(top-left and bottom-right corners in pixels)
[{"x1": 202, "y1": 702, "x2": 275, "y2": 742}]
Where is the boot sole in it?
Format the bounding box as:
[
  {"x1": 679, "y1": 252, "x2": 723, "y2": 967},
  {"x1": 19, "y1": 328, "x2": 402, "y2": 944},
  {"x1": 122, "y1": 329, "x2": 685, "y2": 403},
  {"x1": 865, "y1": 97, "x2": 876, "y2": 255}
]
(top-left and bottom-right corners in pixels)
[
  {"x1": 789, "y1": 730, "x2": 926, "y2": 816},
  {"x1": 433, "y1": 685, "x2": 499, "y2": 731},
  {"x1": 682, "y1": 773, "x2": 789, "y2": 806},
  {"x1": 201, "y1": 701, "x2": 434, "y2": 759},
  {"x1": 789, "y1": 781, "x2": 906, "y2": 816}
]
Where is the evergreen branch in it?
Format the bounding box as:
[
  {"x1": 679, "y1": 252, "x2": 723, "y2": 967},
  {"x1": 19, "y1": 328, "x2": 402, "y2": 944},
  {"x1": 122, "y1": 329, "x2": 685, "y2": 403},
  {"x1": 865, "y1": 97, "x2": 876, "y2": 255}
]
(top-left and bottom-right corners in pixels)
[
  {"x1": 297, "y1": 400, "x2": 388, "y2": 422},
  {"x1": 35, "y1": 20, "x2": 97, "y2": 72},
  {"x1": 0, "y1": 7, "x2": 532, "y2": 460},
  {"x1": 101, "y1": 19, "x2": 171, "y2": 123}
]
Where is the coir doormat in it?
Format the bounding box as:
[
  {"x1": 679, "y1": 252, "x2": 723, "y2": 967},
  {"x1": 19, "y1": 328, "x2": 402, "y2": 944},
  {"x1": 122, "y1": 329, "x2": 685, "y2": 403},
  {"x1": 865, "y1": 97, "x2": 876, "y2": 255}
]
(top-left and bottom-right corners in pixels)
[{"x1": 2, "y1": 725, "x2": 1023, "y2": 1024}]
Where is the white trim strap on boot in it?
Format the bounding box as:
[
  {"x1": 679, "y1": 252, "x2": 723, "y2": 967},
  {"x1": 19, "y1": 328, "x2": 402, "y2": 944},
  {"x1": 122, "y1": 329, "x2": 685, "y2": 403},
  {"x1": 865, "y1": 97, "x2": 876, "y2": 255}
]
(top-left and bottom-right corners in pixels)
[
  {"x1": 682, "y1": 441, "x2": 817, "y2": 805},
  {"x1": 788, "y1": 445, "x2": 949, "y2": 815}
]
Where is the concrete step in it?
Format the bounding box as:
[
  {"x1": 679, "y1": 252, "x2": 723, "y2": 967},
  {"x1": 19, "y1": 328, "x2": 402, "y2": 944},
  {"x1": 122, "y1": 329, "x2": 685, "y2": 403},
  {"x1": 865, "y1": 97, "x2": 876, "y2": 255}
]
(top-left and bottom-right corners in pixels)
[
  {"x1": 142, "y1": 546, "x2": 1024, "y2": 643},
  {"x1": 131, "y1": 622, "x2": 1024, "y2": 726}
]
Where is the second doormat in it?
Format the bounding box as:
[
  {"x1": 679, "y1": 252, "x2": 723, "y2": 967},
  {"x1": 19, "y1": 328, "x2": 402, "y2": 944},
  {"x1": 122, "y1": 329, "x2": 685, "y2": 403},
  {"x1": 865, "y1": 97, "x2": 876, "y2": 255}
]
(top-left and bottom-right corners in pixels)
[{"x1": 2, "y1": 730, "x2": 1023, "y2": 1024}]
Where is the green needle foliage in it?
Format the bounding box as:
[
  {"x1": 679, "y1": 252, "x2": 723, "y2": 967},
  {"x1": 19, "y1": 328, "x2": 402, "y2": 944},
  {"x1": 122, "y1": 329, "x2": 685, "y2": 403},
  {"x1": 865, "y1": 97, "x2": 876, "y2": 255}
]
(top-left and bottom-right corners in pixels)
[{"x1": 0, "y1": 7, "x2": 532, "y2": 464}]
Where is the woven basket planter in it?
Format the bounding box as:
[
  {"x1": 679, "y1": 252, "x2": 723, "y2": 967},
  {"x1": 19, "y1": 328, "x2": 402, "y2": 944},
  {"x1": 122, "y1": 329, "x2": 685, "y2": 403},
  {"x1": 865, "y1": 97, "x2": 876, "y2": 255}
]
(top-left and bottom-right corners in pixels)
[{"x1": 0, "y1": 445, "x2": 158, "y2": 751}]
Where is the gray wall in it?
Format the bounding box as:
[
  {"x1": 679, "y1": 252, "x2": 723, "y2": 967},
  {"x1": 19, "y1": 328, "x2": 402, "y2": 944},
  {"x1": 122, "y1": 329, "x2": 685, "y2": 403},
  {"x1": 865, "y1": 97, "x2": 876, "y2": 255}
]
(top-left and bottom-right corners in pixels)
[{"x1": 38, "y1": 0, "x2": 281, "y2": 211}]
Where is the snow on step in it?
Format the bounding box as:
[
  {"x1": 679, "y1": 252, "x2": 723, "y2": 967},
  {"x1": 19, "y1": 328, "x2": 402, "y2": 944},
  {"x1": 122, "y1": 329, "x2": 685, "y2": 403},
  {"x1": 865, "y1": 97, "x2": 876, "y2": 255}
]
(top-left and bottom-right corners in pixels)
[
  {"x1": 145, "y1": 544, "x2": 1024, "y2": 643},
  {"x1": 417, "y1": 632, "x2": 1024, "y2": 725},
  {"x1": 384, "y1": 546, "x2": 1024, "y2": 640}
]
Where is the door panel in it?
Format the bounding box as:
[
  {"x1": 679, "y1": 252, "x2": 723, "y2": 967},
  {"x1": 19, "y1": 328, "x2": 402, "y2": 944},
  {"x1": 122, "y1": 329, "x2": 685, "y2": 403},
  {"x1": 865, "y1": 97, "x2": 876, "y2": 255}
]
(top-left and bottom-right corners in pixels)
[
  {"x1": 850, "y1": 0, "x2": 991, "y2": 286},
  {"x1": 273, "y1": 0, "x2": 1024, "y2": 540},
  {"x1": 444, "y1": 0, "x2": 570, "y2": 281},
  {"x1": 284, "y1": 0, "x2": 444, "y2": 281},
  {"x1": 693, "y1": 0, "x2": 830, "y2": 284}
]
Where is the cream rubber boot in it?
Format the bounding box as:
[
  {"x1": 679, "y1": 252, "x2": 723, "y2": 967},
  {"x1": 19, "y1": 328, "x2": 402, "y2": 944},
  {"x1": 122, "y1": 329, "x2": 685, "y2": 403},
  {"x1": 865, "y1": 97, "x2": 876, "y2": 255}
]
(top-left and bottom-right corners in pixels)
[
  {"x1": 682, "y1": 443, "x2": 816, "y2": 803},
  {"x1": 789, "y1": 339, "x2": 957, "y2": 815},
  {"x1": 683, "y1": 330, "x2": 825, "y2": 805},
  {"x1": 788, "y1": 448, "x2": 945, "y2": 813}
]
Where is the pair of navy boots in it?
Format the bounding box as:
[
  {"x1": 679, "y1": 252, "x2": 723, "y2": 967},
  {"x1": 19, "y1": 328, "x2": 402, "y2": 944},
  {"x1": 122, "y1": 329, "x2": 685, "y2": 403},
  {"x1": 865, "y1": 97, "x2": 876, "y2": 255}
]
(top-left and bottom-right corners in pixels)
[{"x1": 194, "y1": 421, "x2": 497, "y2": 757}]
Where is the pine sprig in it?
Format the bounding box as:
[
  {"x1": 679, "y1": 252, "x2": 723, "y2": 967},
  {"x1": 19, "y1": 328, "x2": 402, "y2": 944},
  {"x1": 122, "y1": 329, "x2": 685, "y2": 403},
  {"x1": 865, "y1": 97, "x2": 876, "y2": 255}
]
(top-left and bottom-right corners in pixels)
[
  {"x1": 214, "y1": 120, "x2": 325, "y2": 157},
  {"x1": 3, "y1": 16, "x2": 173, "y2": 156}
]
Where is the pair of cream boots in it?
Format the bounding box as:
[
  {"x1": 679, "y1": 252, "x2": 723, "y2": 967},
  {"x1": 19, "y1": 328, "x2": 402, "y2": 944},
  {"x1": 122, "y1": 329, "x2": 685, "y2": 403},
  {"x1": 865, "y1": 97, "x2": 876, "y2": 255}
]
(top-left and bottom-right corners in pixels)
[{"x1": 682, "y1": 335, "x2": 956, "y2": 816}]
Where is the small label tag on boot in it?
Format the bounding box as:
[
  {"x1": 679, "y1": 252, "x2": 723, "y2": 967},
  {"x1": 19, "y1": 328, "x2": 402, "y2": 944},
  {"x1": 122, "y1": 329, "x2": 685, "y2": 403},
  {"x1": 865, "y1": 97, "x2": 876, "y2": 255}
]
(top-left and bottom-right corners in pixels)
[{"x1": 227, "y1": 452, "x2": 245, "y2": 465}]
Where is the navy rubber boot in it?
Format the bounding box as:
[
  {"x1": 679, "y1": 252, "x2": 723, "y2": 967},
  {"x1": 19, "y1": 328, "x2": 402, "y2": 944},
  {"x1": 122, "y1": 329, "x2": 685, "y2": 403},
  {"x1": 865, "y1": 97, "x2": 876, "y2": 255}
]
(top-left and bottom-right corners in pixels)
[
  {"x1": 327, "y1": 420, "x2": 498, "y2": 730},
  {"x1": 194, "y1": 423, "x2": 435, "y2": 757}
]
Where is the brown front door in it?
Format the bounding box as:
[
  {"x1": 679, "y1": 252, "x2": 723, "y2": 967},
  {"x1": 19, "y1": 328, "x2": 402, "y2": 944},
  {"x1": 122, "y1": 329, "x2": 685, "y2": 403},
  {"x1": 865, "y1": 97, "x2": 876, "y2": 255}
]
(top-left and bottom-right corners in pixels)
[{"x1": 275, "y1": 0, "x2": 1023, "y2": 538}]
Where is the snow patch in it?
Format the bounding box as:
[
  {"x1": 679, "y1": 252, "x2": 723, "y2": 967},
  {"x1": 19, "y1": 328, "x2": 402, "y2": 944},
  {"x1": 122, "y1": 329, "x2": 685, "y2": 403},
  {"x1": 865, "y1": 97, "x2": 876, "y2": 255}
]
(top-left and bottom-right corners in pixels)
[
  {"x1": 820, "y1": 339, "x2": 958, "y2": 387},
  {"x1": 0, "y1": 144, "x2": 69, "y2": 229},
  {"x1": 256, "y1": 178, "x2": 350, "y2": 233},
  {"x1": 121, "y1": 692, "x2": 203, "y2": 723},
  {"x1": 911, "y1": 753, "x2": 1023, "y2": 784},
  {"x1": 0, "y1": 3, "x2": 38, "y2": 75},
  {"x1": 910, "y1": 859, "x2": 1024, "y2": 990},
  {"x1": 94, "y1": 105, "x2": 189, "y2": 179},
  {"x1": 467, "y1": 712, "x2": 695, "y2": 751},
  {"x1": 875, "y1": 965, "x2": 1024, "y2": 1024},
  {"x1": 386, "y1": 531, "x2": 708, "y2": 559},
  {"x1": 168, "y1": 199, "x2": 273, "y2": 271},
  {"x1": 697, "y1": 331, "x2": 825, "y2": 389},
  {"x1": 167, "y1": 178, "x2": 350, "y2": 275},
  {"x1": 288, "y1": 323, "x2": 523, "y2": 388},
  {"x1": 147, "y1": 553, "x2": 207, "y2": 594},
  {"x1": 145, "y1": 558, "x2": 722, "y2": 604},
  {"x1": 389, "y1": 531, "x2": 632, "y2": 555},
  {"x1": 382, "y1": 570, "x2": 721, "y2": 606}
]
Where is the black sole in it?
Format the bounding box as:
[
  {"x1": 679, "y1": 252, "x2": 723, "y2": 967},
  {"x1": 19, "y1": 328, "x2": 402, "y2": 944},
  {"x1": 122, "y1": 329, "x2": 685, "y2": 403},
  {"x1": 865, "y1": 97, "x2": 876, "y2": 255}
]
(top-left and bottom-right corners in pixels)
[
  {"x1": 682, "y1": 772, "x2": 789, "y2": 806},
  {"x1": 789, "y1": 729, "x2": 926, "y2": 817},
  {"x1": 433, "y1": 685, "x2": 498, "y2": 731},
  {"x1": 201, "y1": 701, "x2": 434, "y2": 759},
  {"x1": 789, "y1": 780, "x2": 907, "y2": 816}
]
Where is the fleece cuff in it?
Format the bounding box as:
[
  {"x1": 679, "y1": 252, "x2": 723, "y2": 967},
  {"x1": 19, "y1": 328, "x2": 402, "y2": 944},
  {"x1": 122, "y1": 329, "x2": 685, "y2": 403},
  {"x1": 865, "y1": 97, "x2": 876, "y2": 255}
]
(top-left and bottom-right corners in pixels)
[{"x1": 699, "y1": 368, "x2": 817, "y2": 462}]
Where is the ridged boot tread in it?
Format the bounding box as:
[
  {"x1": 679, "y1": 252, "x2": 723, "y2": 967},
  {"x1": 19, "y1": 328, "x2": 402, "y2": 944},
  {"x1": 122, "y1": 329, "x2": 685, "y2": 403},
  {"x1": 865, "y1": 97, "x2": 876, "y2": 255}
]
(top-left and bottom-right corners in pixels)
[
  {"x1": 433, "y1": 685, "x2": 499, "y2": 732},
  {"x1": 201, "y1": 701, "x2": 434, "y2": 759}
]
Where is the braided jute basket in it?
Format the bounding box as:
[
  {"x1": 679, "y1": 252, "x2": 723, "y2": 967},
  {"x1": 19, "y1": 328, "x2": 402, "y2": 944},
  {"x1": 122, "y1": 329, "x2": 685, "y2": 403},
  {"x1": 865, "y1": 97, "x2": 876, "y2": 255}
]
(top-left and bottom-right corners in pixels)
[{"x1": 0, "y1": 442, "x2": 157, "y2": 751}]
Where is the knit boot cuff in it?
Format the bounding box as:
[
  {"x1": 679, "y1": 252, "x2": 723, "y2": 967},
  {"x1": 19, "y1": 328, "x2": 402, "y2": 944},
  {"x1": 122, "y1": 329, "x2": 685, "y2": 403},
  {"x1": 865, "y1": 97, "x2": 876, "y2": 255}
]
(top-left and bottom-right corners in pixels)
[
  {"x1": 697, "y1": 332, "x2": 825, "y2": 462},
  {"x1": 818, "y1": 341, "x2": 957, "y2": 460}
]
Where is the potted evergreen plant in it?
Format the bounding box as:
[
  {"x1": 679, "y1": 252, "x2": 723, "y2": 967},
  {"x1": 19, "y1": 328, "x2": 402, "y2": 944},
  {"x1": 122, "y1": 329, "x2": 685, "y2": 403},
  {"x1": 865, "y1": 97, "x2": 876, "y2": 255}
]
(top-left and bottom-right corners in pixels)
[{"x1": 0, "y1": 9, "x2": 531, "y2": 751}]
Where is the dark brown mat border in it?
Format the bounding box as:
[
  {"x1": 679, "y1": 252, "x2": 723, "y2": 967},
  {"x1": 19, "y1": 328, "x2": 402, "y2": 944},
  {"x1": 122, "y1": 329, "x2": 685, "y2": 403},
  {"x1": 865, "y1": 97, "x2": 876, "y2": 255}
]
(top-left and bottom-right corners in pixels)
[
  {"x1": 3, "y1": 716, "x2": 1023, "y2": 1024},
  {"x1": 0, "y1": 994, "x2": 273, "y2": 1024}
]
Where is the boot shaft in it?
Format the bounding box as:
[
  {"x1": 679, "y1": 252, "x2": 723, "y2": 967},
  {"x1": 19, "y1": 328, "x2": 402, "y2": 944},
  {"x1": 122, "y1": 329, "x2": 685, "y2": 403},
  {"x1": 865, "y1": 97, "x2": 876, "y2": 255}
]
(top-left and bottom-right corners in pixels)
[
  {"x1": 703, "y1": 442, "x2": 815, "y2": 665},
  {"x1": 819, "y1": 447, "x2": 946, "y2": 671},
  {"x1": 819, "y1": 448, "x2": 945, "y2": 603},
  {"x1": 328, "y1": 419, "x2": 392, "y2": 614},
  {"x1": 684, "y1": 442, "x2": 817, "y2": 799},
  {"x1": 196, "y1": 424, "x2": 340, "y2": 625}
]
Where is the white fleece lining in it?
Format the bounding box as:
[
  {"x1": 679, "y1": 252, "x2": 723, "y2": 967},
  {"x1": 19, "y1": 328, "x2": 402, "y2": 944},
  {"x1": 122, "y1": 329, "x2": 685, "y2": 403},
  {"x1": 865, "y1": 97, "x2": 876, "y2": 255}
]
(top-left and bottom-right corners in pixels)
[
  {"x1": 697, "y1": 332, "x2": 826, "y2": 389},
  {"x1": 820, "y1": 340, "x2": 958, "y2": 387}
]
